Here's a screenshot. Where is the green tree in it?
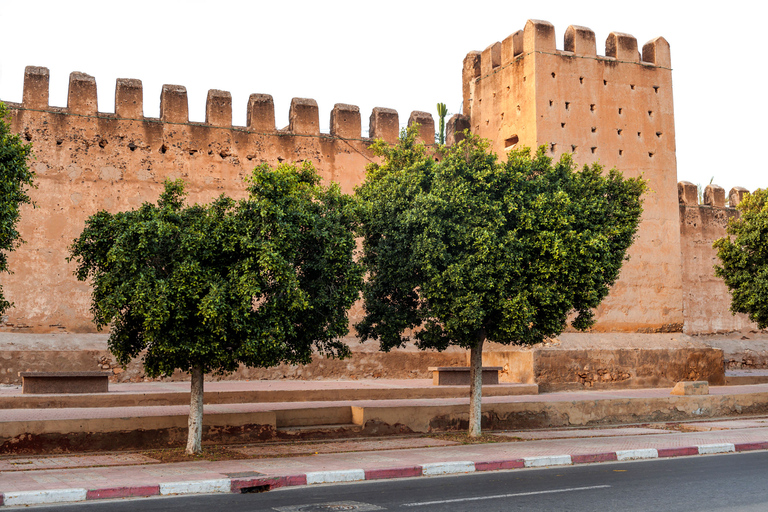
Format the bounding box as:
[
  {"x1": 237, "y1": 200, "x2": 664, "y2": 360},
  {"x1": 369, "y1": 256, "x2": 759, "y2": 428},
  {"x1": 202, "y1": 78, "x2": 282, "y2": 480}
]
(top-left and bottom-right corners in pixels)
[
  {"x1": 714, "y1": 189, "x2": 768, "y2": 327},
  {"x1": 0, "y1": 102, "x2": 35, "y2": 315},
  {"x1": 69, "y1": 163, "x2": 362, "y2": 454},
  {"x1": 355, "y1": 128, "x2": 646, "y2": 437}
]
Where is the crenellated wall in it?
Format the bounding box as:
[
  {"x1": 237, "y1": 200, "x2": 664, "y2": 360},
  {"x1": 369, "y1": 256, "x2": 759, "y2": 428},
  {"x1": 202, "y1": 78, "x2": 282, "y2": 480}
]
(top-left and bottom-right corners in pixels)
[
  {"x1": 461, "y1": 20, "x2": 681, "y2": 333},
  {"x1": 2, "y1": 67, "x2": 435, "y2": 333},
  {"x1": 0, "y1": 20, "x2": 755, "y2": 339},
  {"x1": 677, "y1": 181, "x2": 756, "y2": 334}
]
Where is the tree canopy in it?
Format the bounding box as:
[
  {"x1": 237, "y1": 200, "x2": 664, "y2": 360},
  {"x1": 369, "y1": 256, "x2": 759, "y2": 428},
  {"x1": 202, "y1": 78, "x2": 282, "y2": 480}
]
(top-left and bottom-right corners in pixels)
[
  {"x1": 355, "y1": 128, "x2": 646, "y2": 435},
  {"x1": 0, "y1": 102, "x2": 35, "y2": 315},
  {"x1": 70, "y1": 162, "x2": 362, "y2": 452},
  {"x1": 714, "y1": 189, "x2": 768, "y2": 328}
]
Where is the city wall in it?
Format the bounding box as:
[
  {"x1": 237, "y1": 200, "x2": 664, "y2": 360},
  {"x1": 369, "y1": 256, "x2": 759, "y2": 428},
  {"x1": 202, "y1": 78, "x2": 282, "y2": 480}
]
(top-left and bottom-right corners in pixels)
[{"x1": 0, "y1": 19, "x2": 760, "y2": 387}]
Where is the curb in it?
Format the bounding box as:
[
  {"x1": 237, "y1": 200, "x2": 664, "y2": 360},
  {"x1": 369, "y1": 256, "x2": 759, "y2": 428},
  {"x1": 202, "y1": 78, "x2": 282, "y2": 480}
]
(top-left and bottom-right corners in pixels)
[{"x1": 1, "y1": 442, "x2": 766, "y2": 507}]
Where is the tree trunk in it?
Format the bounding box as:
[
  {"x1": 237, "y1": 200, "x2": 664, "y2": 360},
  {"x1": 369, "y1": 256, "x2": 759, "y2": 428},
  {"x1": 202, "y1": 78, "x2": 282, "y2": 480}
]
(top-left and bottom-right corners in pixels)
[
  {"x1": 468, "y1": 335, "x2": 485, "y2": 438},
  {"x1": 186, "y1": 365, "x2": 204, "y2": 455}
]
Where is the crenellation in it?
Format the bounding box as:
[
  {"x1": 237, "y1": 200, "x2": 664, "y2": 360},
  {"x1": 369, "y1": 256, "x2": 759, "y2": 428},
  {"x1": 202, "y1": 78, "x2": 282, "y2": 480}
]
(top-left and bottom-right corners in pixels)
[
  {"x1": 288, "y1": 97, "x2": 319, "y2": 136},
  {"x1": 23, "y1": 66, "x2": 49, "y2": 109},
  {"x1": 605, "y1": 32, "x2": 639, "y2": 62},
  {"x1": 160, "y1": 84, "x2": 189, "y2": 124},
  {"x1": 704, "y1": 184, "x2": 726, "y2": 207},
  {"x1": 330, "y1": 103, "x2": 361, "y2": 139},
  {"x1": 446, "y1": 114, "x2": 471, "y2": 146},
  {"x1": 369, "y1": 107, "x2": 399, "y2": 144},
  {"x1": 480, "y1": 42, "x2": 501, "y2": 76},
  {"x1": 523, "y1": 19, "x2": 556, "y2": 53},
  {"x1": 462, "y1": 51, "x2": 481, "y2": 117},
  {"x1": 115, "y1": 78, "x2": 143, "y2": 119},
  {"x1": 67, "y1": 72, "x2": 97, "y2": 116},
  {"x1": 678, "y1": 181, "x2": 698, "y2": 205},
  {"x1": 729, "y1": 187, "x2": 749, "y2": 207},
  {"x1": 246, "y1": 93, "x2": 275, "y2": 133},
  {"x1": 408, "y1": 111, "x2": 435, "y2": 144},
  {"x1": 564, "y1": 25, "x2": 596, "y2": 57},
  {"x1": 500, "y1": 31, "x2": 523, "y2": 66},
  {"x1": 642, "y1": 37, "x2": 671, "y2": 67},
  {"x1": 205, "y1": 89, "x2": 232, "y2": 127}
]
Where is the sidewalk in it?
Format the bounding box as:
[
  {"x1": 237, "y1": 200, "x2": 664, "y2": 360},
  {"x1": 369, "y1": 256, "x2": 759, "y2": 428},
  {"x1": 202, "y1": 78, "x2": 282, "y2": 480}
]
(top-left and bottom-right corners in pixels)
[{"x1": 2, "y1": 418, "x2": 768, "y2": 507}]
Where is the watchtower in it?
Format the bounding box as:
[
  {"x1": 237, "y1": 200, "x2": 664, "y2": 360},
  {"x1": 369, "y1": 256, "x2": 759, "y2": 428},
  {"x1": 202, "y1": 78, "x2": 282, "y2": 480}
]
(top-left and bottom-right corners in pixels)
[{"x1": 462, "y1": 20, "x2": 681, "y2": 331}]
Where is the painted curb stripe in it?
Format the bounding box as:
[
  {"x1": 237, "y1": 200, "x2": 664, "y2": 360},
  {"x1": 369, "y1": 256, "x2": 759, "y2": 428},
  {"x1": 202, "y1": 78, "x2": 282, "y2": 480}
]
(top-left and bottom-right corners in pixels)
[
  {"x1": 365, "y1": 466, "x2": 423, "y2": 480},
  {"x1": 658, "y1": 446, "x2": 698, "y2": 458},
  {"x1": 735, "y1": 442, "x2": 768, "y2": 452},
  {"x1": 475, "y1": 459, "x2": 525, "y2": 471},
  {"x1": 615, "y1": 448, "x2": 658, "y2": 461},
  {"x1": 523, "y1": 455, "x2": 572, "y2": 468},
  {"x1": 697, "y1": 443, "x2": 735, "y2": 454},
  {"x1": 5, "y1": 440, "x2": 768, "y2": 507},
  {"x1": 86, "y1": 485, "x2": 160, "y2": 500},
  {"x1": 306, "y1": 469, "x2": 365, "y2": 485},
  {"x1": 3, "y1": 488, "x2": 87, "y2": 507},
  {"x1": 572, "y1": 452, "x2": 618, "y2": 464},
  {"x1": 421, "y1": 461, "x2": 476, "y2": 476},
  {"x1": 159, "y1": 478, "x2": 230, "y2": 495}
]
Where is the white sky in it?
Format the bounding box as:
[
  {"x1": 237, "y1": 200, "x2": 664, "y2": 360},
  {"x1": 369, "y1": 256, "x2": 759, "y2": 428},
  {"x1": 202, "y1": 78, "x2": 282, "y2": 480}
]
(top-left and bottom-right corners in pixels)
[{"x1": 0, "y1": 0, "x2": 763, "y2": 193}]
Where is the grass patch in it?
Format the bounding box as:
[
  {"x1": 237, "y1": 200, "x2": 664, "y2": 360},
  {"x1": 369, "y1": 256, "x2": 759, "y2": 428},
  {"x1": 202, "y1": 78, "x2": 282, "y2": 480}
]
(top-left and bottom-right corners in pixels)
[
  {"x1": 424, "y1": 432, "x2": 520, "y2": 444},
  {"x1": 140, "y1": 445, "x2": 252, "y2": 463}
]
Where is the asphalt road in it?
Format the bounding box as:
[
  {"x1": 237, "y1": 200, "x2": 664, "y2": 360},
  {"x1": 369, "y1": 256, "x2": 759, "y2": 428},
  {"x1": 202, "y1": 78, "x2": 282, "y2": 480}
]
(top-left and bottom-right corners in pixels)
[{"x1": 14, "y1": 451, "x2": 768, "y2": 512}]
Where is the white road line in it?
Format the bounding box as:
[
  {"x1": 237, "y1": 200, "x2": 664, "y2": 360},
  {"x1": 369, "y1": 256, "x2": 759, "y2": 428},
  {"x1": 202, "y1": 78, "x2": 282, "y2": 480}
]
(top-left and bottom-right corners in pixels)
[{"x1": 402, "y1": 484, "x2": 612, "y2": 506}]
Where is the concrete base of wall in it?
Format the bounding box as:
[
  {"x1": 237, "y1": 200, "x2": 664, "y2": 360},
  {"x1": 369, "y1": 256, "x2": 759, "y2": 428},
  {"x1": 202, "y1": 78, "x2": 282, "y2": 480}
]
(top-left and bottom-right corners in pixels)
[
  {"x1": 483, "y1": 333, "x2": 725, "y2": 392},
  {"x1": 0, "y1": 332, "x2": 736, "y2": 391}
]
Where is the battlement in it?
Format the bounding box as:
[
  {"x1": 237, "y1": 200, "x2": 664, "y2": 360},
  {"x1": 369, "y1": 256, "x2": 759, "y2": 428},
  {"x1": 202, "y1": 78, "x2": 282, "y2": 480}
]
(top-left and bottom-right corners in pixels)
[
  {"x1": 677, "y1": 181, "x2": 750, "y2": 208},
  {"x1": 464, "y1": 19, "x2": 671, "y2": 88},
  {"x1": 15, "y1": 66, "x2": 435, "y2": 144}
]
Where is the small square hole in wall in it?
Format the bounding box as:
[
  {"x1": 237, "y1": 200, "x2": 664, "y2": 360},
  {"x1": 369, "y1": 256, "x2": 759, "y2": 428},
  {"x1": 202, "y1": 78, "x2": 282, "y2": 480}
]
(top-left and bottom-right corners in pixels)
[
  {"x1": 591, "y1": 147, "x2": 597, "y2": 154},
  {"x1": 591, "y1": 127, "x2": 597, "y2": 133},
  {"x1": 590, "y1": 104, "x2": 595, "y2": 111},
  {"x1": 656, "y1": 131, "x2": 663, "y2": 138},
  {"x1": 579, "y1": 77, "x2": 584, "y2": 84},
  {"x1": 653, "y1": 86, "x2": 659, "y2": 93},
  {"x1": 619, "y1": 149, "x2": 623, "y2": 156},
  {"x1": 565, "y1": 102, "x2": 570, "y2": 110},
  {"x1": 549, "y1": 100, "x2": 553, "y2": 106},
  {"x1": 571, "y1": 145, "x2": 577, "y2": 152},
  {"x1": 552, "y1": 72, "x2": 556, "y2": 78},
  {"x1": 618, "y1": 108, "x2": 623, "y2": 114},
  {"x1": 617, "y1": 129, "x2": 622, "y2": 135},
  {"x1": 648, "y1": 152, "x2": 654, "y2": 158},
  {"x1": 504, "y1": 135, "x2": 519, "y2": 150},
  {"x1": 561, "y1": 123, "x2": 566, "y2": 128},
  {"x1": 630, "y1": 84, "x2": 635, "y2": 90},
  {"x1": 637, "y1": 132, "x2": 641, "y2": 137},
  {"x1": 604, "y1": 80, "x2": 608, "y2": 85},
  {"x1": 550, "y1": 143, "x2": 557, "y2": 153},
  {"x1": 648, "y1": 110, "x2": 653, "y2": 117}
]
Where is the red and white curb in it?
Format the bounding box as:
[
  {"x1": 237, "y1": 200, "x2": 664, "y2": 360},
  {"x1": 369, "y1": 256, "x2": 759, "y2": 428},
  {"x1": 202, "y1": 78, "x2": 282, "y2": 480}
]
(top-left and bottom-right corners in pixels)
[{"x1": 1, "y1": 442, "x2": 765, "y2": 507}]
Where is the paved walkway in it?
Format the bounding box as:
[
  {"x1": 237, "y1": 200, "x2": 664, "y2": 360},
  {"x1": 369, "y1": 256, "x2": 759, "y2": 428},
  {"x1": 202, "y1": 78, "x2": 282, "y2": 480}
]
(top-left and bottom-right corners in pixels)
[
  {"x1": 1, "y1": 420, "x2": 767, "y2": 507},
  {"x1": 3, "y1": 380, "x2": 768, "y2": 507}
]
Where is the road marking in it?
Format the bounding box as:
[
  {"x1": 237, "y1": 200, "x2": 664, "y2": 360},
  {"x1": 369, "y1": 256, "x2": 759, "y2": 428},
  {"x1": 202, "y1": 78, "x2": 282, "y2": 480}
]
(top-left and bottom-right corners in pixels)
[{"x1": 402, "y1": 484, "x2": 611, "y2": 506}]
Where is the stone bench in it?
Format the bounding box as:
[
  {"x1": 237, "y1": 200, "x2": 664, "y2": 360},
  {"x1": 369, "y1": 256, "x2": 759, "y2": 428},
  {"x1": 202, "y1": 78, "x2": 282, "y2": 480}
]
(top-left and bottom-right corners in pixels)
[
  {"x1": 429, "y1": 366, "x2": 503, "y2": 386},
  {"x1": 19, "y1": 371, "x2": 111, "y2": 394}
]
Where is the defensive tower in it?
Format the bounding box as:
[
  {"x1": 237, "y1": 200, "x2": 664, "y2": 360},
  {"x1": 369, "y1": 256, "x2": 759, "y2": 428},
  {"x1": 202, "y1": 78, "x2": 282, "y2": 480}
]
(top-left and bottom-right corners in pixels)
[{"x1": 461, "y1": 20, "x2": 681, "y2": 332}]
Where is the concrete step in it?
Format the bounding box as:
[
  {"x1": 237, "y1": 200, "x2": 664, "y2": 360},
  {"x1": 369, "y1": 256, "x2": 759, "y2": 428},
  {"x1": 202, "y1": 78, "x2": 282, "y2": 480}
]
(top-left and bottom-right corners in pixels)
[
  {"x1": 725, "y1": 369, "x2": 768, "y2": 385},
  {"x1": 0, "y1": 383, "x2": 538, "y2": 410}
]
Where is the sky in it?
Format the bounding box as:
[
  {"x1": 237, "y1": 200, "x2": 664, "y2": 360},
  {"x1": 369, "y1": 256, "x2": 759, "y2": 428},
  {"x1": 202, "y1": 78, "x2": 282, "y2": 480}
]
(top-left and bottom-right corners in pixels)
[{"x1": 0, "y1": 0, "x2": 764, "y2": 193}]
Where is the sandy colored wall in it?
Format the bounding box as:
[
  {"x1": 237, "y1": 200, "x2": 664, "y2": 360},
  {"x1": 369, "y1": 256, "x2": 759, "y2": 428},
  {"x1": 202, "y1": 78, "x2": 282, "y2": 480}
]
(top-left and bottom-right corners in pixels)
[
  {"x1": 677, "y1": 182, "x2": 756, "y2": 334},
  {"x1": 464, "y1": 20, "x2": 682, "y2": 333},
  {"x1": 1, "y1": 67, "x2": 434, "y2": 334}
]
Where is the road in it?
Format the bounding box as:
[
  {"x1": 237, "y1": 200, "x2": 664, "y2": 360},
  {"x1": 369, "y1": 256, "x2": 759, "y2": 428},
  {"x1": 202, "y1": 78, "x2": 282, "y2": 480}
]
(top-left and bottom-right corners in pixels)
[{"x1": 11, "y1": 451, "x2": 768, "y2": 511}]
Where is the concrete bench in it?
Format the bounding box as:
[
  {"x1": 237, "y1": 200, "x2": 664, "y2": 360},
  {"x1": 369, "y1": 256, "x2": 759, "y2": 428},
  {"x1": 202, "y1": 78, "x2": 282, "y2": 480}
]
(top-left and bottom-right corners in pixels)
[
  {"x1": 429, "y1": 366, "x2": 503, "y2": 386},
  {"x1": 19, "y1": 371, "x2": 111, "y2": 394}
]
